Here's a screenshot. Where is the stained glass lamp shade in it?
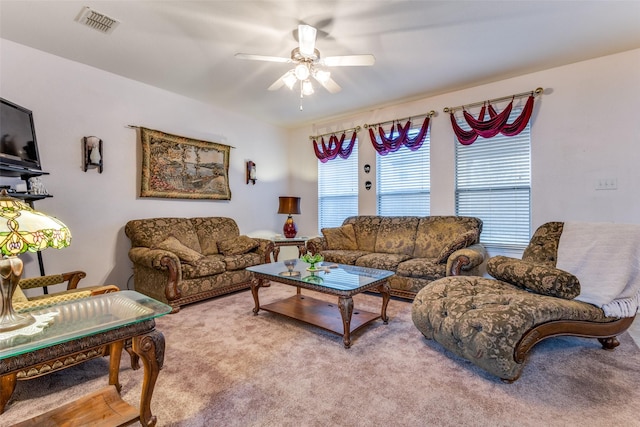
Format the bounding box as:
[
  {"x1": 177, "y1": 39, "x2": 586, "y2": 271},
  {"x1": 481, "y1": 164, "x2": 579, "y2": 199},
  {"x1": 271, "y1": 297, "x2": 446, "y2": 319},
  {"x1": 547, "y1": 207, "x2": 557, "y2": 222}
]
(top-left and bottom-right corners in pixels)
[{"x1": 0, "y1": 190, "x2": 71, "y2": 331}]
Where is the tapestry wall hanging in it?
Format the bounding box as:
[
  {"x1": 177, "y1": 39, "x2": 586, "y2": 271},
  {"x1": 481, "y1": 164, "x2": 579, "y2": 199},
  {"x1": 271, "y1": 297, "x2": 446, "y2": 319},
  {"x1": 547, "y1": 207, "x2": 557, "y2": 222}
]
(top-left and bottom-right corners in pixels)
[{"x1": 139, "y1": 127, "x2": 231, "y2": 200}]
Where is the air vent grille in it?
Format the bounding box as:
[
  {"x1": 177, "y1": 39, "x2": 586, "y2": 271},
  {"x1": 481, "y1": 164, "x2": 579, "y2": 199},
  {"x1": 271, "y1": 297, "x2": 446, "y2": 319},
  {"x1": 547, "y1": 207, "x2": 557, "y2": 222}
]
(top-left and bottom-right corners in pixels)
[{"x1": 76, "y1": 7, "x2": 120, "y2": 34}]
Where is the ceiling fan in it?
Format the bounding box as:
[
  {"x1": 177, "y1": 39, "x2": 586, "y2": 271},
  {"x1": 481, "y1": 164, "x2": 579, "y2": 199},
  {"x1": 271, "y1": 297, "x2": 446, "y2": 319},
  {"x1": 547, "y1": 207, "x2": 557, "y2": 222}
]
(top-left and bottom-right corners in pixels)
[{"x1": 235, "y1": 24, "x2": 375, "y2": 98}]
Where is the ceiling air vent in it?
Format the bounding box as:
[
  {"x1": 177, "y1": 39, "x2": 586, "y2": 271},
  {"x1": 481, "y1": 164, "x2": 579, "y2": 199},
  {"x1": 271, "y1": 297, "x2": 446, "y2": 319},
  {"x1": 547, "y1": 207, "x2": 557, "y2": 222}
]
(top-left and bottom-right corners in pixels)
[{"x1": 75, "y1": 7, "x2": 120, "y2": 34}]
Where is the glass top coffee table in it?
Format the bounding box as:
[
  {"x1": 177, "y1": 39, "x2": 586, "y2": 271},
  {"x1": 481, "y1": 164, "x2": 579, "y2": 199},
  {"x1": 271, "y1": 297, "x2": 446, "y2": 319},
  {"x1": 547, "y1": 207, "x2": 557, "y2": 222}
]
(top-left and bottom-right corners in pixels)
[{"x1": 247, "y1": 262, "x2": 393, "y2": 348}]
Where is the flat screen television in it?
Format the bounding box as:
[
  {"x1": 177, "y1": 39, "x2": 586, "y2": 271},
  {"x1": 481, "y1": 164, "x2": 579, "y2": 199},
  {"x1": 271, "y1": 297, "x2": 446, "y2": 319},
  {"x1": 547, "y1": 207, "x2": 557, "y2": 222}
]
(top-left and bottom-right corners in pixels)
[{"x1": 0, "y1": 97, "x2": 42, "y2": 172}]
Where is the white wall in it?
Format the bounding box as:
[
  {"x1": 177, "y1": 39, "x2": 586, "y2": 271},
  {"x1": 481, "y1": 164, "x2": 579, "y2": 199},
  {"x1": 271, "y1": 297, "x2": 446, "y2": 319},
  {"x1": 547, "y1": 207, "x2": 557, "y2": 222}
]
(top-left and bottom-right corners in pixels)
[
  {"x1": 288, "y1": 48, "x2": 640, "y2": 258},
  {"x1": 1, "y1": 39, "x2": 290, "y2": 292}
]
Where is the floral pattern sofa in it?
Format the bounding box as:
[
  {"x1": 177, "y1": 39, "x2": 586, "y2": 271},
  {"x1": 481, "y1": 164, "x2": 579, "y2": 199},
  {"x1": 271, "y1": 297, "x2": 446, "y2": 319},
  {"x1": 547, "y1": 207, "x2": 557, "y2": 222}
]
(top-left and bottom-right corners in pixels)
[
  {"x1": 412, "y1": 222, "x2": 636, "y2": 382},
  {"x1": 125, "y1": 217, "x2": 274, "y2": 312},
  {"x1": 306, "y1": 215, "x2": 486, "y2": 299}
]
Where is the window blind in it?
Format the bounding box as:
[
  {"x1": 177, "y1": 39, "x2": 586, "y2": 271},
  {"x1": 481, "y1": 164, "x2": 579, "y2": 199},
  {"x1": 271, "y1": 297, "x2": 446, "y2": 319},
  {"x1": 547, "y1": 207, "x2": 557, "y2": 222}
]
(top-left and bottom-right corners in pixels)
[
  {"x1": 317, "y1": 139, "x2": 359, "y2": 233},
  {"x1": 376, "y1": 129, "x2": 430, "y2": 216},
  {"x1": 455, "y1": 116, "x2": 531, "y2": 248}
]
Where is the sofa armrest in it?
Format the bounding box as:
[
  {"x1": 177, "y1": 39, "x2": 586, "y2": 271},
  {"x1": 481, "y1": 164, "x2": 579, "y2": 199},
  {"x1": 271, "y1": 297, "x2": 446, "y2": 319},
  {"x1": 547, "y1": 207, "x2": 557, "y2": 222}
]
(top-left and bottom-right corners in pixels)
[
  {"x1": 306, "y1": 236, "x2": 327, "y2": 255},
  {"x1": 252, "y1": 238, "x2": 275, "y2": 263},
  {"x1": 128, "y1": 247, "x2": 181, "y2": 271},
  {"x1": 446, "y1": 243, "x2": 487, "y2": 276}
]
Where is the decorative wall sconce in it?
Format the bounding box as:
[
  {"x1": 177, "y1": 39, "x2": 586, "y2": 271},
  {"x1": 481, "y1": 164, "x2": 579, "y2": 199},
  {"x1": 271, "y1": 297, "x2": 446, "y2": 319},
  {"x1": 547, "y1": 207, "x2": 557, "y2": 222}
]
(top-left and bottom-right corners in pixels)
[
  {"x1": 246, "y1": 160, "x2": 256, "y2": 185},
  {"x1": 364, "y1": 164, "x2": 371, "y2": 174},
  {"x1": 83, "y1": 136, "x2": 103, "y2": 173},
  {"x1": 365, "y1": 181, "x2": 372, "y2": 190}
]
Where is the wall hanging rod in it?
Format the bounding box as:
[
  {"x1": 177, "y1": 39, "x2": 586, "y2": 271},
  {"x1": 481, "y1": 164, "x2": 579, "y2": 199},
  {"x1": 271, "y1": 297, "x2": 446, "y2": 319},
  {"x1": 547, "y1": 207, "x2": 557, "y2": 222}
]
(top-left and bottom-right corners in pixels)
[
  {"x1": 443, "y1": 87, "x2": 544, "y2": 114},
  {"x1": 309, "y1": 126, "x2": 361, "y2": 140},
  {"x1": 363, "y1": 110, "x2": 436, "y2": 129},
  {"x1": 126, "y1": 125, "x2": 235, "y2": 148}
]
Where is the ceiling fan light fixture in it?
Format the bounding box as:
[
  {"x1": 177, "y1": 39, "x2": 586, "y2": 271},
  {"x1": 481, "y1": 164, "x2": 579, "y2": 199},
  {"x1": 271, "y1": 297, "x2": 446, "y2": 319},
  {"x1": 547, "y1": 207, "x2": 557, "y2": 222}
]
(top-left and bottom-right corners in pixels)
[
  {"x1": 313, "y1": 69, "x2": 331, "y2": 84},
  {"x1": 294, "y1": 63, "x2": 310, "y2": 80},
  {"x1": 282, "y1": 71, "x2": 297, "y2": 90},
  {"x1": 302, "y1": 80, "x2": 314, "y2": 96},
  {"x1": 298, "y1": 25, "x2": 317, "y2": 56}
]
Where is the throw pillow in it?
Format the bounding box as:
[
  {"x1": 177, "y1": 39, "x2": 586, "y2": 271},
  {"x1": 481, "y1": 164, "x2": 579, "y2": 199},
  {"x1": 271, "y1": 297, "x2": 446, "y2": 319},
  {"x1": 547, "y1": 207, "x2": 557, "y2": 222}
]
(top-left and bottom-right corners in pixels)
[
  {"x1": 322, "y1": 224, "x2": 358, "y2": 250},
  {"x1": 487, "y1": 255, "x2": 580, "y2": 300},
  {"x1": 217, "y1": 235, "x2": 259, "y2": 256},
  {"x1": 154, "y1": 236, "x2": 204, "y2": 265},
  {"x1": 436, "y1": 230, "x2": 478, "y2": 263}
]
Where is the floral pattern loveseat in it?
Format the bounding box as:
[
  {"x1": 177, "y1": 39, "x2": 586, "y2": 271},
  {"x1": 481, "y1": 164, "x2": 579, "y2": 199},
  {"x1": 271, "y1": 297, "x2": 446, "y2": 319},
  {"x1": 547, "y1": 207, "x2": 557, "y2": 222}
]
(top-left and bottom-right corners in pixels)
[
  {"x1": 306, "y1": 216, "x2": 486, "y2": 299},
  {"x1": 125, "y1": 217, "x2": 273, "y2": 312}
]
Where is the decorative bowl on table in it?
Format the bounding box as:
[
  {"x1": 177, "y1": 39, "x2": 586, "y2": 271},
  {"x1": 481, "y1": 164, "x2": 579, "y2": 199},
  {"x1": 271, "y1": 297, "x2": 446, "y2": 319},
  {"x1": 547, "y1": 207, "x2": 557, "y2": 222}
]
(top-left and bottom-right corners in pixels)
[{"x1": 300, "y1": 252, "x2": 324, "y2": 270}]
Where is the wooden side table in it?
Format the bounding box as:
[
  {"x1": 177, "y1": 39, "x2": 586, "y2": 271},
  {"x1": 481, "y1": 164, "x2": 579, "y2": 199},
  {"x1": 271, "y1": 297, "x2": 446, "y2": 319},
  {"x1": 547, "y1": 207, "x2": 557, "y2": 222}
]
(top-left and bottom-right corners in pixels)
[
  {"x1": 272, "y1": 237, "x2": 308, "y2": 261},
  {"x1": 0, "y1": 291, "x2": 171, "y2": 426}
]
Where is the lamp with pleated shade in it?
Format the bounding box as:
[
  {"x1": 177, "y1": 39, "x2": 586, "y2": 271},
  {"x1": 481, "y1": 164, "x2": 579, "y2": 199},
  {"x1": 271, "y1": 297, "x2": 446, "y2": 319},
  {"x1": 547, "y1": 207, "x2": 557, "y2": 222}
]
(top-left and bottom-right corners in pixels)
[{"x1": 277, "y1": 196, "x2": 301, "y2": 238}]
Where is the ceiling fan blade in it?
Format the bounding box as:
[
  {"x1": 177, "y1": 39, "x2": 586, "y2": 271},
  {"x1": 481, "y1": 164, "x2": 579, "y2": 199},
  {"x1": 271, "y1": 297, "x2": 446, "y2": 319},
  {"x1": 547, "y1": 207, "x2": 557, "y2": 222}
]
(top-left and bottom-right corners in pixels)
[
  {"x1": 267, "y1": 76, "x2": 286, "y2": 91},
  {"x1": 234, "y1": 53, "x2": 291, "y2": 63},
  {"x1": 314, "y1": 75, "x2": 342, "y2": 94},
  {"x1": 297, "y1": 24, "x2": 317, "y2": 56},
  {"x1": 322, "y1": 54, "x2": 376, "y2": 67}
]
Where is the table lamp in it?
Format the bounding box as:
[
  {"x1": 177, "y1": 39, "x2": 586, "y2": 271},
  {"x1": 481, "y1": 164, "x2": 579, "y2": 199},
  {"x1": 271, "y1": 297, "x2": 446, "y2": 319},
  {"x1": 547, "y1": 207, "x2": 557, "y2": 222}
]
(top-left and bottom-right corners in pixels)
[
  {"x1": 277, "y1": 196, "x2": 301, "y2": 238},
  {"x1": 0, "y1": 190, "x2": 71, "y2": 332}
]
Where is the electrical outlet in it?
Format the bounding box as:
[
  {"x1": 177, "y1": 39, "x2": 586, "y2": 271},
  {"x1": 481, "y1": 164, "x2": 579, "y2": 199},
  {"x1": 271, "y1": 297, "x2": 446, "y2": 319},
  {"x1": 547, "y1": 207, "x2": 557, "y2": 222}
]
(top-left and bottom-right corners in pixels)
[{"x1": 596, "y1": 178, "x2": 617, "y2": 190}]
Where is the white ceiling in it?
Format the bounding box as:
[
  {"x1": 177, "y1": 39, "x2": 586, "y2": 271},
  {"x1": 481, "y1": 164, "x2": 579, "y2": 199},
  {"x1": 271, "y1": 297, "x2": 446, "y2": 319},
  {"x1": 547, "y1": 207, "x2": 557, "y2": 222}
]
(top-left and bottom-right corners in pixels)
[{"x1": 1, "y1": 1, "x2": 639, "y2": 129}]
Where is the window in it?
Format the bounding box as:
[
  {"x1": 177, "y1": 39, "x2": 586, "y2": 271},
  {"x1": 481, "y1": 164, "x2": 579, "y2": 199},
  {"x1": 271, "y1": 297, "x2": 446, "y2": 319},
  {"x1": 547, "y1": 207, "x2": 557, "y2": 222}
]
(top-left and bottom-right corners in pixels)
[
  {"x1": 317, "y1": 140, "x2": 359, "y2": 233},
  {"x1": 376, "y1": 129, "x2": 430, "y2": 216},
  {"x1": 455, "y1": 113, "x2": 531, "y2": 248}
]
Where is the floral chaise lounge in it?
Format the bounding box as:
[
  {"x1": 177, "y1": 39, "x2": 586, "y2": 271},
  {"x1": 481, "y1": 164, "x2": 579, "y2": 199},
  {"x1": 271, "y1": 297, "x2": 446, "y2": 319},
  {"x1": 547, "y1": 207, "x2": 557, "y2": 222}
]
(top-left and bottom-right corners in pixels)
[
  {"x1": 306, "y1": 215, "x2": 486, "y2": 299},
  {"x1": 125, "y1": 217, "x2": 274, "y2": 312},
  {"x1": 412, "y1": 221, "x2": 639, "y2": 382}
]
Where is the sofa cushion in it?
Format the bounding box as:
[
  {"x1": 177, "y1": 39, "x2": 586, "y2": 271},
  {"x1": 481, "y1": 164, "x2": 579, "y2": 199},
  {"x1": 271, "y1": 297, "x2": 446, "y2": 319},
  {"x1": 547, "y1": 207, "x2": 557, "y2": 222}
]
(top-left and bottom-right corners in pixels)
[
  {"x1": 217, "y1": 235, "x2": 259, "y2": 256},
  {"x1": 521, "y1": 221, "x2": 564, "y2": 266},
  {"x1": 154, "y1": 236, "x2": 204, "y2": 265},
  {"x1": 413, "y1": 216, "x2": 481, "y2": 259},
  {"x1": 224, "y1": 252, "x2": 263, "y2": 271},
  {"x1": 192, "y1": 217, "x2": 241, "y2": 256},
  {"x1": 374, "y1": 216, "x2": 420, "y2": 255},
  {"x1": 343, "y1": 216, "x2": 383, "y2": 252},
  {"x1": 182, "y1": 256, "x2": 227, "y2": 279},
  {"x1": 322, "y1": 224, "x2": 358, "y2": 250},
  {"x1": 319, "y1": 250, "x2": 370, "y2": 265},
  {"x1": 436, "y1": 229, "x2": 479, "y2": 263},
  {"x1": 355, "y1": 253, "x2": 411, "y2": 271},
  {"x1": 396, "y1": 258, "x2": 447, "y2": 279},
  {"x1": 487, "y1": 255, "x2": 580, "y2": 300},
  {"x1": 126, "y1": 218, "x2": 202, "y2": 252}
]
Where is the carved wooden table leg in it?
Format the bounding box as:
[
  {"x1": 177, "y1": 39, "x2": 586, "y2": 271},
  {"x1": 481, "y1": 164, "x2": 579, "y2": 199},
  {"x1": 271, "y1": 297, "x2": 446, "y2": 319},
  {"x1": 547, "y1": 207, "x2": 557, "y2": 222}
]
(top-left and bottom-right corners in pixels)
[
  {"x1": 250, "y1": 277, "x2": 264, "y2": 315},
  {"x1": 273, "y1": 247, "x2": 281, "y2": 262},
  {"x1": 338, "y1": 296, "x2": 354, "y2": 348},
  {"x1": 378, "y1": 281, "x2": 391, "y2": 324},
  {"x1": 132, "y1": 329, "x2": 165, "y2": 427},
  {"x1": 0, "y1": 373, "x2": 17, "y2": 414},
  {"x1": 108, "y1": 340, "x2": 124, "y2": 393}
]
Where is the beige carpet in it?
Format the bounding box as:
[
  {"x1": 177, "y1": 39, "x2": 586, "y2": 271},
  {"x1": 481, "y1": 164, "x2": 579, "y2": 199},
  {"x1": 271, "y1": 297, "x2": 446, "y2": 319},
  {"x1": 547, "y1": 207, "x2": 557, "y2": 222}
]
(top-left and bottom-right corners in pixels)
[{"x1": 2, "y1": 283, "x2": 640, "y2": 426}]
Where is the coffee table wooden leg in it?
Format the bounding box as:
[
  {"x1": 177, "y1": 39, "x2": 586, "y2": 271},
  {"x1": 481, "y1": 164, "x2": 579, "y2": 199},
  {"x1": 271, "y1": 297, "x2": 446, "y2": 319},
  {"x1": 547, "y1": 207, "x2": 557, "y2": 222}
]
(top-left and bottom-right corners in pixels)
[
  {"x1": 378, "y1": 281, "x2": 391, "y2": 324},
  {"x1": 108, "y1": 340, "x2": 124, "y2": 392},
  {"x1": 0, "y1": 373, "x2": 17, "y2": 414},
  {"x1": 132, "y1": 329, "x2": 165, "y2": 427},
  {"x1": 250, "y1": 277, "x2": 262, "y2": 314},
  {"x1": 338, "y1": 296, "x2": 354, "y2": 348}
]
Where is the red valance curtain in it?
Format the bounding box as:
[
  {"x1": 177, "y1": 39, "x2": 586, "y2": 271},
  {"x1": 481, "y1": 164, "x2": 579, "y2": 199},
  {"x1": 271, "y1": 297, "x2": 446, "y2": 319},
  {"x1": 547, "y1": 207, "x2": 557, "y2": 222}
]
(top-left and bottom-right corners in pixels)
[
  {"x1": 368, "y1": 116, "x2": 431, "y2": 155},
  {"x1": 450, "y1": 94, "x2": 535, "y2": 145},
  {"x1": 312, "y1": 130, "x2": 357, "y2": 163}
]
